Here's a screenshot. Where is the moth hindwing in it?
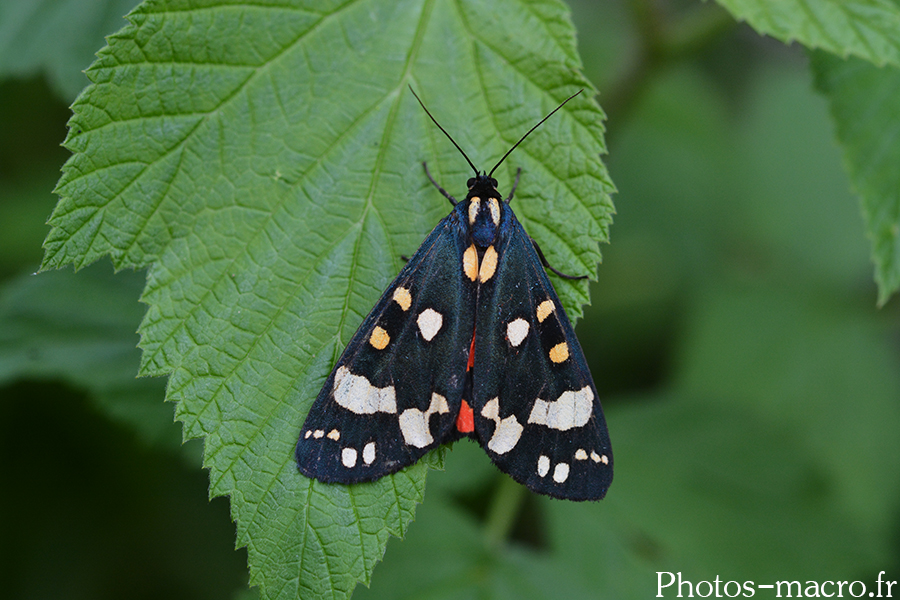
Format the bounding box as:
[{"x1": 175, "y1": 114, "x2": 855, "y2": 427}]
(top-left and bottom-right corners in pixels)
[{"x1": 295, "y1": 90, "x2": 613, "y2": 501}]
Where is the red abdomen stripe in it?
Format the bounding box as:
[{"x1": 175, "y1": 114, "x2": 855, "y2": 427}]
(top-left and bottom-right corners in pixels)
[{"x1": 456, "y1": 399, "x2": 474, "y2": 433}]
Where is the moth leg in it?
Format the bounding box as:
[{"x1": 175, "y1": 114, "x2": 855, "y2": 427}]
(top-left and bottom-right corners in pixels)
[
  {"x1": 505, "y1": 168, "x2": 522, "y2": 203},
  {"x1": 423, "y1": 162, "x2": 457, "y2": 206},
  {"x1": 531, "y1": 238, "x2": 588, "y2": 280}
]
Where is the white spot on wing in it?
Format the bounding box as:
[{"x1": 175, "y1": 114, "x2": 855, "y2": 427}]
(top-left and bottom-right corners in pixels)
[
  {"x1": 363, "y1": 442, "x2": 376, "y2": 465},
  {"x1": 399, "y1": 393, "x2": 449, "y2": 448},
  {"x1": 480, "y1": 398, "x2": 523, "y2": 455},
  {"x1": 553, "y1": 462, "x2": 570, "y2": 483},
  {"x1": 575, "y1": 449, "x2": 588, "y2": 460},
  {"x1": 506, "y1": 318, "x2": 530, "y2": 347},
  {"x1": 490, "y1": 417, "x2": 523, "y2": 454},
  {"x1": 342, "y1": 447, "x2": 357, "y2": 468},
  {"x1": 417, "y1": 308, "x2": 443, "y2": 341},
  {"x1": 333, "y1": 366, "x2": 397, "y2": 415},
  {"x1": 589, "y1": 452, "x2": 609, "y2": 465},
  {"x1": 327, "y1": 429, "x2": 340, "y2": 441},
  {"x1": 528, "y1": 386, "x2": 593, "y2": 431},
  {"x1": 481, "y1": 397, "x2": 499, "y2": 420},
  {"x1": 313, "y1": 430, "x2": 324, "y2": 439},
  {"x1": 537, "y1": 455, "x2": 550, "y2": 477}
]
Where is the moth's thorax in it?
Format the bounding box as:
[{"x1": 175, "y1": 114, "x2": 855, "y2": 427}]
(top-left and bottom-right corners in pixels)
[
  {"x1": 466, "y1": 194, "x2": 502, "y2": 247},
  {"x1": 466, "y1": 174, "x2": 503, "y2": 247}
]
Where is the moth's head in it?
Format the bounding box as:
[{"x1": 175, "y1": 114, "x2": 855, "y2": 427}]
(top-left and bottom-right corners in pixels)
[{"x1": 466, "y1": 172, "x2": 500, "y2": 200}]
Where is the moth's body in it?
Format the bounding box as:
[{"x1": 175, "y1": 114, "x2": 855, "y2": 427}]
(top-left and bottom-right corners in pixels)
[{"x1": 296, "y1": 171, "x2": 613, "y2": 500}]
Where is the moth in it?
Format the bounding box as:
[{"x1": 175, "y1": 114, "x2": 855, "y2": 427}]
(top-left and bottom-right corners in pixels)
[{"x1": 296, "y1": 89, "x2": 613, "y2": 500}]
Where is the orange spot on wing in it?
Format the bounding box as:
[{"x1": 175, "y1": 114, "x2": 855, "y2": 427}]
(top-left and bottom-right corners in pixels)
[
  {"x1": 457, "y1": 399, "x2": 475, "y2": 433},
  {"x1": 478, "y1": 245, "x2": 497, "y2": 282},
  {"x1": 463, "y1": 245, "x2": 478, "y2": 281},
  {"x1": 466, "y1": 331, "x2": 476, "y2": 371}
]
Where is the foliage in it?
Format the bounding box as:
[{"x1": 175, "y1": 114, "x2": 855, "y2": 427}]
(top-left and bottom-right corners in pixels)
[
  {"x1": 715, "y1": 0, "x2": 900, "y2": 66},
  {"x1": 811, "y1": 52, "x2": 900, "y2": 305},
  {"x1": 1, "y1": 0, "x2": 899, "y2": 599}
]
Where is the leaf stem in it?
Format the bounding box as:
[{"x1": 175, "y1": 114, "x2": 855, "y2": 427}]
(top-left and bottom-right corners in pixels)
[{"x1": 483, "y1": 475, "x2": 526, "y2": 549}]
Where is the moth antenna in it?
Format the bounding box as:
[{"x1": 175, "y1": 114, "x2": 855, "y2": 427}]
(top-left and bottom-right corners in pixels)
[
  {"x1": 409, "y1": 86, "x2": 479, "y2": 176},
  {"x1": 488, "y1": 89, "x2": 583, "y2": 178}
]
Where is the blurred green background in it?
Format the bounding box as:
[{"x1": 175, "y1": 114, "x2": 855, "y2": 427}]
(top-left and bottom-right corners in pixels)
[{"x1": 1, "y1": 1, "x2": 898, "y2": 599}]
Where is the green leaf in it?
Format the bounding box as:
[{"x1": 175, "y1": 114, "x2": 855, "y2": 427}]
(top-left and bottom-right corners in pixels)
[
  {"x1": 0, "y1": 0, "x2": 139, "y2": 101},
  {"x1": 43, "y1": 0, "x2": 614, "y2": 598},
  {"x1": 0, "y1": 264, "x2": 177, "y2": 449},
  {"x1": 713, "y1": 0, "x2": 900, "y2": 67},
  {"x1": 811, "y1": 52, "x2": 900, "y2": 304}
]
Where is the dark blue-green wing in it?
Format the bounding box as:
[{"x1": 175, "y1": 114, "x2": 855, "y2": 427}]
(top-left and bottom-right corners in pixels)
[
  {"x1": 471, "y1": 205, "x2": 613, "y2": 501},
  {"x1": 296, "y1": 203, "x2": 475, "y2": 483}
]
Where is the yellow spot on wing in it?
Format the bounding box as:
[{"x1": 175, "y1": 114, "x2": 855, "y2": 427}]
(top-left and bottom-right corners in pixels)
[
  {"x1": 536, "y1": 300, "x2": 554, "y2": 323},
  {"x1": 488, "y1": 197, "x2": 500, "y2": 225},
  {"x1": 463, "y1": 245, "x2": 478, "y2": 281},
  {"x1": 479, "y1": 245, "x2": 498, "y2": 282},
  {"x1": 549, "y1": 342, "x2": 569, "y2": 363},
  {"x1": 393, "y1": 287, "x2": 412, "y2": 311},
  {"x1": 369, "y1": 326, "x2": 390, "y2": 350},
  {"x1": 468, "y1": 197, "x2": 481, "y2": 224}
]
